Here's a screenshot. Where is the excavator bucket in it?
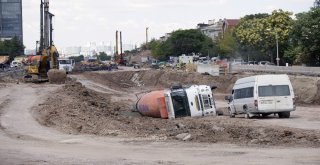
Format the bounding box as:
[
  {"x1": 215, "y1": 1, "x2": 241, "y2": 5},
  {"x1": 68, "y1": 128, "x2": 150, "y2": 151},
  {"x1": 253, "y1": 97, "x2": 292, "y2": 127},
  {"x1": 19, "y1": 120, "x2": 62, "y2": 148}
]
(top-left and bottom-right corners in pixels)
[{"x1": 47, "y1": 69, "x2": 67, "y2": 84}]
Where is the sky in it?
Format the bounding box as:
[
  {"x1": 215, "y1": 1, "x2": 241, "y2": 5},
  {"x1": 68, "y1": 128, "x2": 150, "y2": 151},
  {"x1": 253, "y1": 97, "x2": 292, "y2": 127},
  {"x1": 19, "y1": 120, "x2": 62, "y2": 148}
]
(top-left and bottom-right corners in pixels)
[{"x1": 22, "y1": 0, "x2": 315, "y2": 50}]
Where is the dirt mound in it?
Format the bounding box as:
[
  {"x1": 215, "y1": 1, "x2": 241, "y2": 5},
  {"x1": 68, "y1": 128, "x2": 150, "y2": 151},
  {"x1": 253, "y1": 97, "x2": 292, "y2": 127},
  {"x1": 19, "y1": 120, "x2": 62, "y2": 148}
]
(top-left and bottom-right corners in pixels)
[
  {"x1": 290, "y1": 76, "x2": 320, "y2": 104},
  {"x1": 33, "y1": 81, "x2": 129, "y2": 135},
  {"x1": 34, "y1": 81, "x2": 320, "y2": 147},
  {"x1": 83, "y1": 70, "x2": 239, "y2": 93},
  {"x1": 0, "y1": 70, "x2": 24, "y2": 83},
  {"x1": 47, "y1": 69, "x2": 67, "y2": 84}
]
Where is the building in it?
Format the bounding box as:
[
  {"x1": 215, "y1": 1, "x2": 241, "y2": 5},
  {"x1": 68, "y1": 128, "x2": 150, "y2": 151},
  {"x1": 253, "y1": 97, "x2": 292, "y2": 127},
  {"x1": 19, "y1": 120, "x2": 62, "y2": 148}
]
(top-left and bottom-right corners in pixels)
[
  {"x1": 0, "y1": 0, "x2": 23, "y2": 42},
  {"x1": 160, "y1": 33, "x2": 171, "y2": 42},
  {"x1": 222, "y1": 19, "x2": 240, "y2": 34},
  {"x1": 197, "y1": 19, "x2": 224, "y2": 40},
  {"x1": 197, "y1": 19, "x2": 239, "y2": 40}
]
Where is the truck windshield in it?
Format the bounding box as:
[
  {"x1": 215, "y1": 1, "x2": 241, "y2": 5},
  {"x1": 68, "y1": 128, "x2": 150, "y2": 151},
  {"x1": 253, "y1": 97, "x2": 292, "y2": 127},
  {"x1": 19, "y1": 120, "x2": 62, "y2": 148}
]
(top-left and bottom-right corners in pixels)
[
  {"x1": 258, "y1": 85, "x2": 290, "y2": 97},
  {"x1": 171, "y1": 90, "x2": 190, "y2": 118},
  {"x1": 59, "y1": 60, "x2": 71, "y2": 64}
]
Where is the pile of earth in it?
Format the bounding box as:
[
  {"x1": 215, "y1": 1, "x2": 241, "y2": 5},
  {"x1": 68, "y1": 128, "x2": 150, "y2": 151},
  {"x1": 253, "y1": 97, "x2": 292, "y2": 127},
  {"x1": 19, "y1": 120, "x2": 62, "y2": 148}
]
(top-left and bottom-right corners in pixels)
[
  {"x1": 82, "y1": 70, "x2": 320, "y2": 105},
  {"x1": 0, "y1": 83, "x2": 7, "y2": 88},
  {"x1": 0, "y1": 73, "x2": 23, "y2": 83},
  {"x1": 290, "y1": 76, "x2": 320, "y2": 105},
  {"x1": 82, "y1": 70, "x2": 240, "y2": 93},
  {"x1": 33, "y1": 81, "x2": 320, "y2": 147}
]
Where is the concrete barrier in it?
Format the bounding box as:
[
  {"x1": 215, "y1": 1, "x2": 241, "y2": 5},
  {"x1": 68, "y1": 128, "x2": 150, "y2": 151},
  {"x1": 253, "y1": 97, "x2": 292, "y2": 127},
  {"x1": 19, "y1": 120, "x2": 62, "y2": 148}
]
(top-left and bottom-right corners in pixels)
[
  {"x1": 197, "y1": 64, "x2": 220, "y2": 76},
  {"x1": 232, "y1": 65, "x2": 320, "y2": 76}
]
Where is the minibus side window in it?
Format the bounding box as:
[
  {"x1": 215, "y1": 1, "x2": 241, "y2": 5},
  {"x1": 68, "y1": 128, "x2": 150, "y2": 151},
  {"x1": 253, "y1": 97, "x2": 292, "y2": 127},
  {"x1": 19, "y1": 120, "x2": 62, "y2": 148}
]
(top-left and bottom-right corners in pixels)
[
  {"x1": 234, "y1": 89, "x2": 241, "y2": 99},
  {"x1": 234, "y1": 87, "x2": 254, "y2": 99}
]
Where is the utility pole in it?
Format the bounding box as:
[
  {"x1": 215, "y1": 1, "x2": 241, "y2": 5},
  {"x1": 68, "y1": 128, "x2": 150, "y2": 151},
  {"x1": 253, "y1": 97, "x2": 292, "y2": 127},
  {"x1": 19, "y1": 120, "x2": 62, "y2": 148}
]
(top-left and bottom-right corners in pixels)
[
  {"x1": 115, "y1": 31, "x2": 119, "y2": 56},
  {"x1": 267, "y1": 28, "x2": 280, "y2": 66},
  {"x1": 120, "y1": 31, "x2": 123, "y2": 55},
  {"x1": 146, "y1": 27, "x2": 149, "y2": 49}
]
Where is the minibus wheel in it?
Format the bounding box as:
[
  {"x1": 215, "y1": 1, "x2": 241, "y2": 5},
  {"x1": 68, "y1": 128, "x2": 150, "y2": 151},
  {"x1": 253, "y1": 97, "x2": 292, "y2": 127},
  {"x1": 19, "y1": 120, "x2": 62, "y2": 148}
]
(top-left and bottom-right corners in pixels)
[
  {"x1": 244, "y1": 113, "x2": 251, "y2": 119},
  {"x1": 228, "y1": 107, "x2": 235, "y2": 118},
  {"x1": 261, "y1": 113, "x2": 271, "y2": 118},
  {"x1": 278, "y1": 112, "x2": 290, "y2": 118}
]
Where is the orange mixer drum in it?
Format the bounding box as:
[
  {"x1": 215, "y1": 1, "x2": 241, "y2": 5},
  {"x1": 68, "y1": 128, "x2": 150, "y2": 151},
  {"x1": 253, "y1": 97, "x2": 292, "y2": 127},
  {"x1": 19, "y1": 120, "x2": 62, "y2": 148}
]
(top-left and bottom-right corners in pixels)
[
  {"x1": 136, "y1": 90, "x2": 169, "y2": 119},
  {"x1": 27, "y1": 55, "x2": 41, "y2": 63}
]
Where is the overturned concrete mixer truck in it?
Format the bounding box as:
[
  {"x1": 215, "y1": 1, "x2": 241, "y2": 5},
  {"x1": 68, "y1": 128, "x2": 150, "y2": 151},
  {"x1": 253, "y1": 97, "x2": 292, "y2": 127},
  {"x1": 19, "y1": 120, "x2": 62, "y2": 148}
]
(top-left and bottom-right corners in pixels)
[{"x1": 135, "y1": 85, "x2": 217, "y2": 119}]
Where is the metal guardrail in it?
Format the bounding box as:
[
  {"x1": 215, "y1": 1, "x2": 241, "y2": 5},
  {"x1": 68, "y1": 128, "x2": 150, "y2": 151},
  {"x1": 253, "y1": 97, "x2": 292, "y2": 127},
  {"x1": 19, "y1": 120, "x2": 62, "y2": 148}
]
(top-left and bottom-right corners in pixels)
[{"x1": 231, "y1": 65, "x2": 320, "y2": 76}]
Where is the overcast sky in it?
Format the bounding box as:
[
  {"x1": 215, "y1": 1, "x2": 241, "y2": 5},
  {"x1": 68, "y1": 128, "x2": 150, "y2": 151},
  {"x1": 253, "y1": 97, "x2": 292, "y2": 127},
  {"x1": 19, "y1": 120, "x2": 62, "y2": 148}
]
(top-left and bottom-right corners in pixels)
[{"x1": 22, "y1": 0, "x2": 314, "y2": 50}]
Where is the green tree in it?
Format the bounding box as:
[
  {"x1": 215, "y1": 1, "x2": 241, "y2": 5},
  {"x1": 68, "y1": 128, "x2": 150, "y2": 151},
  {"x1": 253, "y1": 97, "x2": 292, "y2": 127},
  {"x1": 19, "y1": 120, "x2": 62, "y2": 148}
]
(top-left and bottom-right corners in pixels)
[
  {"x1": 69, "y1": 55, "x2": 84, "y2": 63},
  {"x1": 150, "y1": 29, "x2": 214, "y2": 59},
  {"x1": 215, "y1": 30, "x2": 237, "y2": 59},
  {"x1": 243, "y1": 13, "x2": 270, "y2": 20},
  {"x1": 98, "y1": 52, "x2": 111, "y2": 61},
  {"x1": 0, "y1": 36, "x2": 25, "y2": 60},
  {"x1": 235, "y1": 10, "x2": 293, "y2": 63},
  {"x1": 287, "y1": 7, "x2": 320, "y2": 66}
]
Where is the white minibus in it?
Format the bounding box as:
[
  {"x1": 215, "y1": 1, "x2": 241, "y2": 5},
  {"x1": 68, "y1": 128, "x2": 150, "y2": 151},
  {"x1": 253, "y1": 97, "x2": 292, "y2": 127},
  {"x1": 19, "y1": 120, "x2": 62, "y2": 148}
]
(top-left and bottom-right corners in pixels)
[{"x1": 225, "y1": 74, "x2": 295, "y2": 118}]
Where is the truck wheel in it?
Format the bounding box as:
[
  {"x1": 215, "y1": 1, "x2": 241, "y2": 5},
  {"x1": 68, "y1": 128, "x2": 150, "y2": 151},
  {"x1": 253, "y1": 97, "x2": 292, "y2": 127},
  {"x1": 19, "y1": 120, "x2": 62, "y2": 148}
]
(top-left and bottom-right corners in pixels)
[
  {"x1": 261, "y1": 113, "x2": 270, "y2": 118},
  {"x1": 228, "y1": 108, "x2": 235, "y2": 118},
  {"x1": 243, "y1": 106, "x2": 251, "y2": 119},
  {"x1": 245, "y1": 113, "x2": 251, "y2": 119},
  {"x1": 278, "y1": 112, "x2": 290, "y2": 118}
]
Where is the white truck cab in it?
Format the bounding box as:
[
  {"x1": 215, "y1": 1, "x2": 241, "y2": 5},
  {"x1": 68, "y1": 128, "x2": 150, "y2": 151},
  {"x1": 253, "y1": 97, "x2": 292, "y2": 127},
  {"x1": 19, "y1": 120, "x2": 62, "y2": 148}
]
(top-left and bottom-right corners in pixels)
[
  {"x1": 10, "y1": 61, "x2": 22, "y2": 68},
  {"x1": 226, "y1": 74, "x2": 295, "y2": 118},
  {"x1": 58, "y1": 58, "x2": 75, "y2": 73},
  {"x1": 164, "y1": 85, "x2": 217, "y2": 119}
]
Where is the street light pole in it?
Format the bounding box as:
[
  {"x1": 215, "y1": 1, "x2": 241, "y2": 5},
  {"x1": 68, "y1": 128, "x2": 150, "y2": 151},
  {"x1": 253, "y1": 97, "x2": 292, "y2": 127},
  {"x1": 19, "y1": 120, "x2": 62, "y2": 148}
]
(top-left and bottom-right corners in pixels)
[
  {"x1": 275, "y1": 32, "x2": 280, "y2": 66},
  {"x1": 267, "y1": 28, "x2": 280, "y2": 66}
]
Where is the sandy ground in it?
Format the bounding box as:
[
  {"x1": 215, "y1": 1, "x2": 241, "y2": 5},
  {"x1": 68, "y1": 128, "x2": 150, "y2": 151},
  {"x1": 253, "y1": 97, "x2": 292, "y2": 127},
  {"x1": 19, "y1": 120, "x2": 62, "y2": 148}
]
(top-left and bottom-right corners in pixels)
[{"x1": 1, "y1": 69, "x2": 320, "y2": 164}]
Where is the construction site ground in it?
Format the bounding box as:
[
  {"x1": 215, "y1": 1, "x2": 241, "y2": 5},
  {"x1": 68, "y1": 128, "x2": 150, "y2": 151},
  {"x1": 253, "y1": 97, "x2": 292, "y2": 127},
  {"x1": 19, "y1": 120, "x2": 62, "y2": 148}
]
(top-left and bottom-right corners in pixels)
[{"x1": 0, "y1": 67, "x2": 320, "y2": 164}]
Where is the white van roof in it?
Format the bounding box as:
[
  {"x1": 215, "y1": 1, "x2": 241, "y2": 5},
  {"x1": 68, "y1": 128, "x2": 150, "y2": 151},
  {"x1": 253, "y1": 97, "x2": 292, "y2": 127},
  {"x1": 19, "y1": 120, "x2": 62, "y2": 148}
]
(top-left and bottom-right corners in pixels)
[
  {"x1": 235, "y1": 74, "x2": 290, "y2": 86},
  {"x1": 256, "y1": 74, "x2": 291, "y2": 86}
]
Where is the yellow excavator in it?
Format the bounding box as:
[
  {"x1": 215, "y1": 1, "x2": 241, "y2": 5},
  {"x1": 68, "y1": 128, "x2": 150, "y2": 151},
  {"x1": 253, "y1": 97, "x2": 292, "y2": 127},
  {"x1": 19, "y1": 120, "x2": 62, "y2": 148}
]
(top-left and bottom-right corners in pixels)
[{"x1": 25, "y1": 0, "x2": 66, "y2": 83}]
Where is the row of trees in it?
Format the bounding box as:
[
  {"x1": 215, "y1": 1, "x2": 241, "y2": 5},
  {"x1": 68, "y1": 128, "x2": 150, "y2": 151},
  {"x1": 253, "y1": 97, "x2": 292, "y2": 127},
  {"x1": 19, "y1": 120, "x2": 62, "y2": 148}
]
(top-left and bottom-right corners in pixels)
[
  {"x1": 145, "y1": 6, "x2": 319, "y2": 66},
  {"x1": 69, "y1": 52, "x2": 111, "y2": 63},
  {"x1": 147, "y1": 29, "x2": 214, "y2": 60},
  {"x1": 0, "y1": 37, "x2": 24, "y2": 61},
  {"x1": 230, "y1": 8, "x2": 320, "y2": 66}
]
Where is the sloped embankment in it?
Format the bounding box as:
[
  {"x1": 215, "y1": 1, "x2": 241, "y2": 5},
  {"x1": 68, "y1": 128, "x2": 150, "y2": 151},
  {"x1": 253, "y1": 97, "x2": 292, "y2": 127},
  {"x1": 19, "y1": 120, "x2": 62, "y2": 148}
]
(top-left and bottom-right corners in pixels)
[
  {"x1": 83, "y1": 71, "x2": 320, "y2": 105},
  {"x1": 33, "y1": 80, "x2": 320, "y2": 147}
]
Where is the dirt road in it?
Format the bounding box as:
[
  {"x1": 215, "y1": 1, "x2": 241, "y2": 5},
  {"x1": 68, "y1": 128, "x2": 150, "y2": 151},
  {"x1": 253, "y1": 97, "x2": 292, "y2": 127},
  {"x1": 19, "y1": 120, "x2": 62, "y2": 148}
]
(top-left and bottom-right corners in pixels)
[{"x1": 1, "y1": 81, "x2": 320, "y2": 164}]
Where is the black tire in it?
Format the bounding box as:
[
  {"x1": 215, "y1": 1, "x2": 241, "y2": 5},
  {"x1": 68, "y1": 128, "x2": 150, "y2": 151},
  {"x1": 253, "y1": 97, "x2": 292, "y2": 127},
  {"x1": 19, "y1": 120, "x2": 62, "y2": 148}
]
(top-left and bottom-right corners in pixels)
[
  {"x1": 228, "y1": 108, "x2": 235, "y2": 118},
  {"x1": 261, "y1": 113, "x2": 271, "y2": 118},
  {"x1": 243, "y1": 105, "x2": 251, "y2": 119},
  {"x1": 278, "y1": 112, "x2": 290, "y2": 118}
]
